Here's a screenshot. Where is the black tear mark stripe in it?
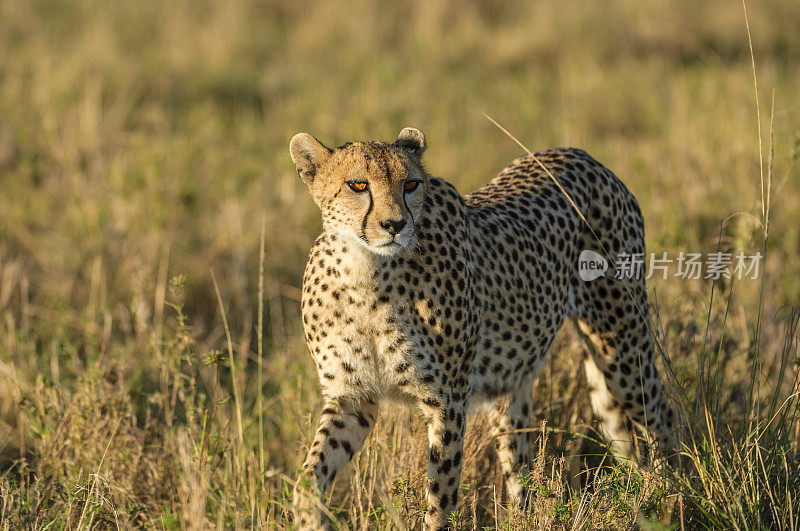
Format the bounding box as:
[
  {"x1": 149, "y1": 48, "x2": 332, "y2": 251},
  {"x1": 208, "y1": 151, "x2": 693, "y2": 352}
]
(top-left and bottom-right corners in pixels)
[
  {"x1": 361, "y1": 187, "x2": 373, "y2": 242},
  {"x1": 402, "y1": 190, "x2": 414, "y2": 228}
]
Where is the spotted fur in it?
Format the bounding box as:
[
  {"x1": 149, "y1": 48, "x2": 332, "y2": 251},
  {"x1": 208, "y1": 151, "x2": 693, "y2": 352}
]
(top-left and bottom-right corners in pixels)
[{"x1": 288, "y1": 128, "x2": 675, "y2": 529}]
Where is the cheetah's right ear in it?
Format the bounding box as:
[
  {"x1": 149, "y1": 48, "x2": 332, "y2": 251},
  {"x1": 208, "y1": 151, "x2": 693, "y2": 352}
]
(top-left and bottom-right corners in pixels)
[
  {"x1": 394, "y1": 127, "x2": 426, "y2": 158},
  {"x1": 290, "y1": 133, "x2": 332, "y2": 185}
]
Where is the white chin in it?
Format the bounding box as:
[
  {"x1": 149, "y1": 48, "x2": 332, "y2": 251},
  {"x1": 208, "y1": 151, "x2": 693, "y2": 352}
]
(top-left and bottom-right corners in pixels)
[{"x1": 370, "y1": 241, "x2": 404, "y2": 256}]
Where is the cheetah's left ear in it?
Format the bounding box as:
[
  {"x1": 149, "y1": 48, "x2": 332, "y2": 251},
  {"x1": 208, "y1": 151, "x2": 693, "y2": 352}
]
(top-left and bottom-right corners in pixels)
[
  {"x1": 394, "y1": 127, "x2": 426, "y2": 158},
  {"x1": 290, "y1": 133, "x2": 332, "y2": 186}
]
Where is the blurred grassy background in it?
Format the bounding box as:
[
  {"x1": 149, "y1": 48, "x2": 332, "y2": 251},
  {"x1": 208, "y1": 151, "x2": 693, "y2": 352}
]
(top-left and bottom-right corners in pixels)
[{"x1": 1, "y1": 0, "x2": 800, "y2": 528}]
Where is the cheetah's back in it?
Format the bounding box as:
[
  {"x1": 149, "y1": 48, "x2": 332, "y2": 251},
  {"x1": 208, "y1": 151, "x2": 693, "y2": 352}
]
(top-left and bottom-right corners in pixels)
[{"x1": 464, "y1": 148, "x2": 647, "y2": 395}]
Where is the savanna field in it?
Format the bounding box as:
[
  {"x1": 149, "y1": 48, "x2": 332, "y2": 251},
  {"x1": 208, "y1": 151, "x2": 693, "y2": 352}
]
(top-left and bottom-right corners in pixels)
[{"x1": 2, "y1": 0, "x2": 800, "y2": 528}]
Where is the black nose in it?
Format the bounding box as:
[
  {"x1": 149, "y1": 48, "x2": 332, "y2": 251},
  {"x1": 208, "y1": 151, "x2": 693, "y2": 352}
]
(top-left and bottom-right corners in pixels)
[{"x1": 380, "y1": 218, "x2": 407, "y2": 236}]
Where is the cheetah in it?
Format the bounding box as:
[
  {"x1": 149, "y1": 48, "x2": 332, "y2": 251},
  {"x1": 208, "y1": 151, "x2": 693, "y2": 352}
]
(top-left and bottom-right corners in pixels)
[{"x1": 289, "y1": 127, "x2": 675, "y2": 529}]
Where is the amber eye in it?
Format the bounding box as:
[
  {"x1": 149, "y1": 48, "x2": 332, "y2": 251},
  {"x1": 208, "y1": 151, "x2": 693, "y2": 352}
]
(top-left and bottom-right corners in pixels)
[
  {"x1": 347, "y1": 181, "x2": 368, "y2": 193},
  {"x1": 404, "y1": 180, "x2": 421, "y2": 193}
]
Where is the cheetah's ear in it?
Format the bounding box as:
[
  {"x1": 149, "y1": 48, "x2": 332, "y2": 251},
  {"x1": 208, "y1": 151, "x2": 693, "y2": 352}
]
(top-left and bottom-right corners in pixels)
[
  {"x1": 289, "y1": 133, "x2": 332, "y2": 185},
  {"x1": 394, "y1": 127, "x2": 426, "y2": 158}
]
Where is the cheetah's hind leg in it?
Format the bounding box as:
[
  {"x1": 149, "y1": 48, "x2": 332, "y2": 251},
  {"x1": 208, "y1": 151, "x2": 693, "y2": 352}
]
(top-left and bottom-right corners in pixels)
[{"x1": 571, "y1": 308, "x2": 675, "y2": 470}]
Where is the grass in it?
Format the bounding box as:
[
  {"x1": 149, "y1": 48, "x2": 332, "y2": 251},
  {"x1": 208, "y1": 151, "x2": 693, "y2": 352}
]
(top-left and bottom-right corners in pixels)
[{"x1": 1, "y1": 0, "x2": 800, "y2": 528}]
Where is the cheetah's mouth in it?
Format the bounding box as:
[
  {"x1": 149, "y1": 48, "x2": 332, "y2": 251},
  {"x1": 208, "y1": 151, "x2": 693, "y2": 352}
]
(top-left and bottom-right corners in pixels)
[
  {"x1": 370, "y1": 234, "x2": 412, "y2": 256},
  {"x1": 360, "y1": 223, "x2": 415, "y2": 256},
  {"x1": 375, "y1": 239, "x2": 403, "y2": 250}
]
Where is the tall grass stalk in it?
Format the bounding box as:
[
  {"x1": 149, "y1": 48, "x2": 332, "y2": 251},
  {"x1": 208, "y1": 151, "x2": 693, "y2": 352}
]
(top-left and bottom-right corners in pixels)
[
  {"x1": 257, "y1": 218, "x2": 266, "y2": 475},
  {"x1": 211, "y1": 269, "x2": 244, "y2": 449}
]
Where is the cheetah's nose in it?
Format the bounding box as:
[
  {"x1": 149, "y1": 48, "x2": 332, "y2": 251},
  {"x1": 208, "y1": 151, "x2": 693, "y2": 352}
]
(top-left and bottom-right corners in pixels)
[{"x1": 380, "y1": 218, "x2": 407, "y2": 236}]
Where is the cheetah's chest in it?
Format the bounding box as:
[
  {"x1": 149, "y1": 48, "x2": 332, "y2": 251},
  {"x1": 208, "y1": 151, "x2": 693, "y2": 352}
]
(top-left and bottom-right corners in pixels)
[
  {"x1": 303, "y1": 286, "x2": 432, "y2": 400},
  {"x1": 301, "y1": 246, "x2": 439, "y2": 400}
]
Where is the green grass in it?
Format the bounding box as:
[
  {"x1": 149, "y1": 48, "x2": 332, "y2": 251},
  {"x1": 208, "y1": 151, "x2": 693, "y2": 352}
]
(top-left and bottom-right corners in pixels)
[{"x1": 1, "y1": 0, "x2": 800, "y2": 528}]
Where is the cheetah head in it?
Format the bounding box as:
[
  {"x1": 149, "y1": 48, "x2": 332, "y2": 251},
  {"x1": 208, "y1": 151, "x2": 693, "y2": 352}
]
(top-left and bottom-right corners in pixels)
[{"x1": 289, "y1": 128, "x2": 428, "y2": 256}]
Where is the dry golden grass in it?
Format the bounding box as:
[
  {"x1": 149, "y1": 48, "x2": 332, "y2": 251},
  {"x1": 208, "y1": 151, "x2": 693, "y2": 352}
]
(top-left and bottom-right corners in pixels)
[{"x1": 2, "y1": 0, "x2": 800, "y2": 528}]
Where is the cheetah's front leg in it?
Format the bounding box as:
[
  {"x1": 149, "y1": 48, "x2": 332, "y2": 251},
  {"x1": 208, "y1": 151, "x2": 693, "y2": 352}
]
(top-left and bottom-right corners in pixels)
[
  {"x1": 489, "y1": 381, "x2": 534, "y2": 508},
  {"x1": 293, "y1": 397, "x2": 378, "y2": 529},
  {"x1": 421, "y1": 396, "x2": 467, "y2": 530}
]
